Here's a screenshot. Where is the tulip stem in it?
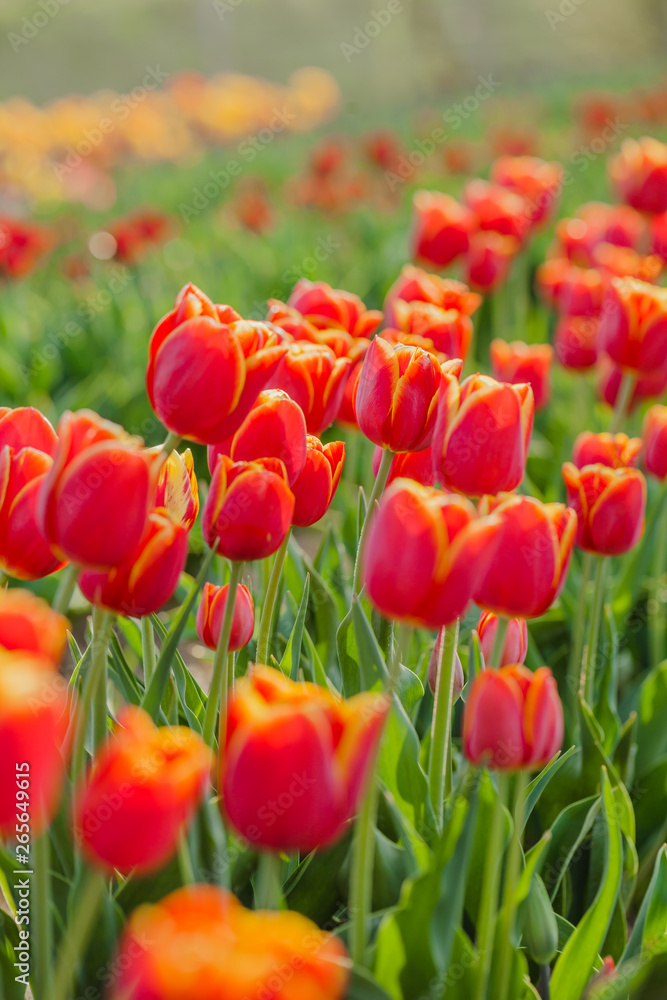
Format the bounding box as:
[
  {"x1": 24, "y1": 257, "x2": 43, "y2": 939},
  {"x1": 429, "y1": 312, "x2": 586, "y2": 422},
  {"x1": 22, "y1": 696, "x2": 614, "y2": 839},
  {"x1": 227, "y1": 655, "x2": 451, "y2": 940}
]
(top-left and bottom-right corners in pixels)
[
  {"x1": 428, "y1": 620, "x2": 460, "y2": 829},
  {"x1": 178, "y1": 829, "x2": 196, "y2": 886},
  {"x1": 71, "y1": 611, "x2": 113, "y2": 779},
  {"x1": 474, "y1": 770, "x2": 509, "y2": 1000},
  {"x1": 582, "y1": 556, "x2": 609, "y2": 705},
  {"x1": 91, "y1": 607, "x2": 113, "y2": 752},
  {"x1": 610, "y1": 371, "x2": 635, "y2": 433},
  {"x1": 255, "y1": 851, "x2": 282, "y2": 910},
  {"x1": 52, "y1": 562, "x2": 79, "y2": 616},
  {"x1": 349, "y1": 766, "x2": 381, "y2": 968},
  {"x1": 32, "y1": 831, "x2": 54, "y2": 1000},
  {"x1": 568, "y1": 552, "x2": 594, "y2": 717},
  {"x1": 202, "y1": 560, "x2": 244, "y2": 748},
  {"x1": 160, "y1": 431, "x2": 181, "y2": 458},
  {"x1": 141, "y1": 615, "x2": 157, "y2": 685},
  {"x1": 256, "y1": 530, "x2": 291, "y2": 666},
  {"x1": 52, "y1": 868, "x2": 106, "y2": 1000},
  {"x1": 496, "y1": 769, "x2": 529, "y2": 1000},
  {"x1": 352, "y1": 448, "x2": 393, "y2": 596},
  {"x1": 488, "y1": 616, "x2": 509, "y2": 670}
]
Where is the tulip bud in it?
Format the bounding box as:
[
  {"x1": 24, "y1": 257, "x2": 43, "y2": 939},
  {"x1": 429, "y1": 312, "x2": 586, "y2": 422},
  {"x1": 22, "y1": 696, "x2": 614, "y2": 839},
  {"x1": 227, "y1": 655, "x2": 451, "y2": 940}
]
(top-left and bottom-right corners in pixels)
[
  {"x1": 556, "y1": 264, "x2": 606, "y2": 317},
  {"x1": 109, "y1": 885, "x2": 350, "y2": 1000},
  {"x1": 554, "y1": 315, "x2": 600, "y2": 371},
  {"x1": 0, "y1": 589, "x2": 67, "y2": 664},
  {"x1": 477, "y1": 612, "x2": 528, "y2": 667},
  {"x1": 0, "y1": 406, "x2": 57, "y2": 457},
  {"x1": 464, "y1": 231, "x2": 520, "y2": 293},
  {"x1": 490, "y1": 156, "x2": 563, "y2": 229},
  {"x1": 411, "y1": 190, "x2": 474, "y2": 268},
  {"x1": 291, "y1": 436, "x2": 345, "y2": 527},
  {"x1": 153, "y1": 448, "x2": 199, "y2": 529},
  {"x1": 384, "y1": 265, "x2": 481, "y2": 329},
  {"x1": 490, "y1": 339, "x2": 553, "y2": 411},
  {"x1": 287, "y1": 277, "x2": 382, "y2": 338},
  {"x1": 221, "y1": 665, "x2": 389, "y2": 851},
  {"x1": 202, "y1": 455, "x2": 294, "y2": 562},
  {"x1": 391, "y1": 299, "x2": 474, "y2": 363},
  {"x1": 196, "y1": 581, "x2": 254, "y2": 651},
  {"x1": 463, "y1": 664, "x2": 564, "y2": 770},
  {"x1": 0, "y1": 445, "x2": 65, "y2": 581},
  {"x1": 523, "y1": 874, "x2": 559, "y2": 965},
  {"x1": 427, "y1": 627, "x2": 465, "y2": 698},
  {"x1": 572, "y1": 431, "x2": 642, "y2": 470},
  {"x1": 268, "y1": 342, "x2": 350, "y2": 435},
  {"x1": 74, "y1": 706, "x2": 212, "y2": 875},
  {"x1": 598, "y1": 277, "x2": 667, "y2": 375},
  {"x1": 562, "y1": 462, "x2": 646, "y2": 556},
  {"x1": 608, "y1": 136, "x2": 667, "y2": 213},
  {"x1": 643, "y1": 404, "x2": 667, "y2": 481},
  {"x1": 463, "y1": 178, "x2": 531, "y2": 243}
]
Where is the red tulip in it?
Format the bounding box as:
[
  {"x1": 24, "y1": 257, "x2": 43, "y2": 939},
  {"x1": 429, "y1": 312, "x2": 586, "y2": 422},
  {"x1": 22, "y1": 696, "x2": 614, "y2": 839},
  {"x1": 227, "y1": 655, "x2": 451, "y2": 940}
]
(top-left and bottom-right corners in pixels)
[
  {"x1": 562, "y1": 462, "x2": 646, "y2": 555},
  {"x1": 196, "y1": 581, "x2": 254, "y2": 651},
  {"x1": 535, "y1": 257, "x2": 570, "y2": 310},
  {"x1": 38, "y1": 410, "x2": 156, "y2": 570},
  {"x1": 364, "y1": 479, "x2": 501, "y2": 627},
  {"x1": 477, "y1": 611, "x2": 528, "y2": 667},
  {"x1": 0, "y1": 406, "x2": 57, "y2": 457},
  {"x1": 598, "y1": 277, "x2": 667, "y2": 374},
  {"x1": 490, "y1": 339, "x2": 553, "y2": 411},
  {"x1": 384, "y1": 265, "x2": 481, "y2": 328},
  {"x1": 463, "y1": 665, "x2": 563, "y2": 770},
  {"x1": 608, "y1": 136, "x2": 667, "y2": 214},
  {"x1": 464, "y1": 230, "x2": 519, "y2": 293},
  {"x1": 147, "y1": 283, "x2": 287, "y2": 444},
  {"x1": 202, "y1": 456, "x2": 294, "y2": 562},
  {"x1": 0, "y1": 589, "x2": 67, "y2": 664},
  {"x1": 390, "y1": 298, "x2": 474, "y2": 363},
  {"x1": 221, "y1": 665, "x2": 389, "y2": 851},
  {"x1": 463, "y1": 179, "x2": 531, "y2": 243},
  {"x1": 291, "y1": 436, "x2": 345, "y2": 527},
  {"x1": 433, "y1": 372, "x2": 534, "y2": 497},
  {"x1": 553, "y1": 217, "x2": 599, "y2": 268},
  {"x1": 554, "y1": 315, "x2": 600, "y2": 371},
  {"x1": 286, "y1": 278, "x2": 382, "y2": 338},
  {"x1": 649, "y1": 210, "x2": 667, "y2": 263},
  {"x1": 490, "y1": 156, "x2": 563, "y2": 228},
  {"x1": 372, "y1": 444, "x2": 438, "y2": 488},
  {"x1": 336, "y1": 341, "x2": 371, "y2": 428},
  {"x1": 593, "y1": 243, "x2": 662, "y2": 284},
  {"x1": 427, "y1": 628, "x2": 465, "y2": 699},
  {"x1": 474, "y1": 494, "x2": 576, "y2": 618},
  {"x1": 572, "y1": 431, "x2": 642, "y2": 470},
  {"x1": 268, "y1": 342, "x2": 350, "y2": 435},
  {"x1": 153, "y1": 448, "x2": 199, "y2": 530},
  {"x1": 74, "y1": 706, "x2": 212, "y2": 876},
  {"x1": 598, "y1": 359, "x2": 667, "y2": 411},
  {"x1": 556, "y1": 264, "x2": 606, "y2": 317},
  {"x1": 411, "y1": 190, "x2": 474, "y2": 269},
  {"x1": 642, "y1": 404, "x2": 667, "y2": 480},
  {"x1": 576, "y1": 201, "x2": 646, "y2": 250},
  {"x1": 0, "y1": 217, "x2": 53, "y2": 279}
]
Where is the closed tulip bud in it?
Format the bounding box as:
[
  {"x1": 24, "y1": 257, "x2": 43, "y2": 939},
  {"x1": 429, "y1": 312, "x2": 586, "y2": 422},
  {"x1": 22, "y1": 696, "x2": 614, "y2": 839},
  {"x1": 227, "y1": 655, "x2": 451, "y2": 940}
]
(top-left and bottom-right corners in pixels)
[
  {"x1": 0, "y1": 444, "x2": 65, "y2": 581},
  {"x1": 433, "y1": 372, "x2": 534, "y2": 497},
  {"x1": 562, "y1": 462, "x2": 646, "y2": 555},
  {"x1": 287, "y1": 277, "x2": 382, "y2": 338},
  {"x1": 38, "y1": 410, "x2": 156, "y2": 570},
  {"x1": 608, "y1": 136, "x2": 667, "y2": 214},
  {"x1": 0, "y1": 589, "x2": 67, "y2": 663},
  {"x1": 372, "y1": 444, "x2": 438, "y2": 488},
  {"x1": 411, "y1": 190, "x2": 474, "y2": 268},
  {"x1": 384, "y1": 265, "x2": 481, "y2": 328},
  {"x1": 572, "y1": 431, "x2": 642, "y2": 470},
  {"x1": 354, "y1": 336, "x2": 444, "y2": 453},
  {"x1": 74, "y1": 706, "x2": 212, "y2": 876},
  {"x1": 554, "y1": 315, "x2": 600, "y2": 371},
  {"x1": 291, "y1": 436, "x2": 345, "y2": 527},
  {"x1": 153, "y1": 448, "x2": 199, "y2": 530},
  {"x1": 475, "y1": 494, "x2": 576, "y2": 618},
  {"x1": 523, "y1": 874, "x2": 559, "y2": 965},
  {"x1": 207, "y1": 389, "x2": 307, "y2": 486},
  {"x1": 463, "y1": 664, "x2": 564, "y2": 770},
  {"x1": 78, "y1": 509, "x2": 189, "y2": 617},
  {"x1": 464, "y1": 230, "x2": 519, "y2": 293},
  {"x1": 268, "y1": 342, "x2": 350, "y2": 435},
  {"x1": 391, "y1": 298, "x2": 474, "y2": 363},
  {"x1": 598, "y1": 359, "x2": 667, "y2": 411},
  {"x1": 598, "y1": 277, "x2": 667, "y2": 375},
  {"x1": 490, "y1": 339, "x2": 553, "y2": 411},
  {"x1": 202, "y1": 455, "x2": 294, "y2": 562},
  {"x1": 643, "y1": 404, "x2": 667, "y2": 480},
  {"x1": 557, "y1": 265, "x2": 606, "y2": 317},
  {"x1": 196, "y1": 581, "x2": 254, "y2": 651},
  {"x1": 147, "y1": 282, "x2": 287, "y2": 444},
  {"x1": 427, "y1": 627, "x2": 465, "y2": 698},
  {"x1": 0, "y1": 406, "x2": 57, "y2": 457},
  {"x1": 0, "y1": 652, "x2": 71, "y2": 837},
  {"x1": 221, "y1": 665, "x2": 389, "y2": 851},
  {"x1": 364, "y1": 480, "x2": 501, "y2": 628},
  {"x1": 463, "y1": 178, "x2": 531, "y2": 243},
  {"x1": 490, "y1": 156, "x2": 563, "y2": 228},
  {"x1": 535, "y1": 257, "x2": 570, "y2": 310},
  {"x1": 477, "y1": 611, "x2": 528, "y2": 667},
  {"x1": 109, "y1": 885, "x2": 350, "y2": 1000}
]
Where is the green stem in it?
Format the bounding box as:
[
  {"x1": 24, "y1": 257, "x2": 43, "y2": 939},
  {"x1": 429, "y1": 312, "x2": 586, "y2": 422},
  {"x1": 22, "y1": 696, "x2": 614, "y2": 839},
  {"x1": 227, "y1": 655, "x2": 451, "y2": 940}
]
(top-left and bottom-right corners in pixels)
[
  {"x1": 352, "y1": 448, "x2": 393, "y2": 596},
  {"x1": 256, "y1": 530, "x2": 291, "y2": 665},
  {"x1": 582, "y1": 556, "x2": 609, "y2": 705},
  {"x1": 428, "y1": 620, "x2": 460, "y2": 828},
  {"x1": 52, "y1": 869, "x2": 106, "y2": 1000},
  {"x1": 474, "y1": 771, "x2": 509, "y2": 1000},
  {"x1": 32, "y1": 831, "x2": 53, "y2": 1000},
  {"x1": 496, "y1": 770, "x2": 529, "y2": 1000},
  {"x1": 160, "y1": 430, "x2": 181, "y2": 458},
  {"x1": 255, "y1": 851, "x2": 282, "y2": 910},
  {"x1": 568, "y1": 551, "x2": 594, "y2": 714},
  {"x1": 178, "y1": 829, "x2": 195, "y2": 885},
  {"x1": 650, "y1": 499, "x2": 667, "y2": 667},
  {"x1": 349, "y1": 766, "x2": 381, "y2": 968},
  {"x1": 142, "y1": 615, "x2": 157, "y2": 685},
  {"x1": 52, "y1": 562, "x2": 79, "y2": 616},
  {"x1": 72, "y1": 610, "x2": 113, "y2": 778},
  {"x1": 610, "y1": 371, "x2": 636, "y2": 433},
  {"x1": 202, "y1": 561, "x2": 244, "y2": 748},
  {"x1": 91, "y1": 607, "x2": 112, "y2": 752},
  {"x1": 488, "y1": 616, "x2": 509, "y2": 670}
]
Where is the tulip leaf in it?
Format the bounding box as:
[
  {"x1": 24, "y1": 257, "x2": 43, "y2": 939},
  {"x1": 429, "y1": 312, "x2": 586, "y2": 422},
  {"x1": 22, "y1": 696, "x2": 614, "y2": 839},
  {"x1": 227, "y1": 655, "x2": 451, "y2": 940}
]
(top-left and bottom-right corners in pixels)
[
  {"x1": 595, "y1": 605, "x2": 620, "y2": 753},
  {"x1": 540, "y1": 794, "x2": 601, "y2": 902},
  {"x1": 279, "y1": 573, "x2": 309, "y2": 681},
  {"x1": 622, "y1": 844, "x2": 667, "y2": 964},
  {"x1": 633, "y1": 659, "x2": 667, "y2": 779},
  {"x1": 633, "y1": 755, "x2": 667, "y2": 867},
  {"x1": 346, "y1": 967, "x2": 393, "y2": 1000},
  {"x1": 522, "y1": 746, "x2": 577, "y2": 832},
  {"x1": 302, "y1": 626, "x2": 339, "y2": 696},
  {"x1": 550, "y1": 770, "x2": 623, "y2": 1000},
  {"x1": 150, "y1": 613, "x2": 206, "y2": 730},
  {"x1": 0, "y1": 911, "x2": 27, "y2": 1000},
  {"x1": 107, "y1": 630, "x2": 143, "y2": 705}
]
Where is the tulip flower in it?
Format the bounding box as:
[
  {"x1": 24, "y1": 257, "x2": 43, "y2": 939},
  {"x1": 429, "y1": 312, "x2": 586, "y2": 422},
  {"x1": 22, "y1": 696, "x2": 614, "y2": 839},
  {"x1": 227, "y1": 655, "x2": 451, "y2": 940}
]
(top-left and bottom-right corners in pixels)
[
  {"x1": 556, "y1": 264, "x2": 606, "y2": 317},
  {"x1": 593, "y1": 243, "x2": 662, "y2": 284},
  {"x1": 474, "y1": 494, "x2": 576, "y2": 618},
  {"x1": 286, "y1": 277, "x2": 382, "y2": 338},
  {"x1": 207, "y1": 389, "x2": 307, "y2": 486},
  {"x1": 153, "y1": 447, "x2": 199, "y2": 530},
  {"x1": 427, "y1": 628, "x2": 465, "y2": 698},
  {"x1": 336, "y1": 340, "x2": 371, "y2": 427},
  {"x1": 354, "y1": 336, "x2": 446, "y2": 453},
  {"x1": 372, "y1": 443, "x2": 437, "y2": 488},
  {"x1": 74, "y1": 705, "x2": 212, "y2": 875},
  {"x1": 38, "y1": 410, "x2": 156, "y2": 569},
  {"x1": 147, "y1": 282, "x2": 287, "y2": 443},
  {"x1": 463, "y1": 665, "x2": 564, "y2": 770},
  {"x1": 598, "y1": 277, "x2": 667, "y2": 375},
  {"x1": 432, "y1": 372, "x2": 534, "y2": 497},
  {"x1": 411, "y1": 190, "x2": 474, "y2": 268},
  {"x1": 608, "y1": 136, "x2": 667, "y2": 214},
  {"x1": 490, "y1": 339, "x2": 553, "y2": 411},
  {"x1": 384, "y1": 265, "x2": 481, "y2": 328},
  {"x1": 0, "y1": 406, "x2": 57, "y2": 457},
  {"x1": 562, "y1": 463, "x2": 646, "y2": 555},
  {"x1": 0, "y1": 589, "x2": 67, "y2": 663},
  {"x1": 0, "y1": 652, "x2": 71, "y2": 836},
  {"x1": 535, "y1": 257, "x2": 570, "y2": 310},
  {"x1": 202, "y1": 455, "x2": 294, "y2": 562},
  {"x1": 390, "y1": 298, "x2": 474, "y2": 363},
  {"x1": 490, "y1": 156, "x2": 563, "y2": 228},
  {"x1": 643, "y1": 405, "x2": 667, "y2": 480},
  {"x1": 598, "y1": 359, "x2": 667, "y2": 411},
  {"x1": 577, "y1": 200, "x2": 646, "y2": 250},
  {"x1": 572, "y1": 431, "x2": 642, "y2": 470},
  {"x1": 463, "y1": 179, "x2": 531, "y2": 243},
  {"x1": 649, "y1": 209, "x2": 667, "y2": 263},
  {"x1": 196, "y1": 581, "x2": 254, "y2": 651},
  {"x1": 109, "y1": 885, "x2": 350, "y2": 1000},
  {"x1": 554, "y1": 315, "x2": 600, "y2": 371},
  {"x1": 553, "y1": 216, "x2": 600, "y2": 268},
  {"x1": 363, "y1": 479, "x2": 501, "y2": 627},
  {"x1": 464, "y1": 230, "x2": 519, "y2": 293},
  {"x1": 477, "y1": 611, "x2": 528, "y2": 667},
  {"x1": 220, "y1": 665, "x2": 389, "y2": 851},
  {"x1": 268, "y1": 342, "x2": 350, "y2": 435},
  {"x1": 291, "y1": 436, "x2": 345, "y2": 527}
]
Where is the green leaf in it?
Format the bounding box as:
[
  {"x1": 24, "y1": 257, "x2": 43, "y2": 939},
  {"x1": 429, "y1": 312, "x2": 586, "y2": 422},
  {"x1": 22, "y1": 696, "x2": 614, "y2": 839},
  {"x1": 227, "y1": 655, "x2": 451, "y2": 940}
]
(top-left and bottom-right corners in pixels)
[
  {"x1": 541, "y1": 794, "x2": 601, "y2": 902},
  {"x1": 623, "y1": 844, "x2": 667, "y2": 964},
  {"x1": 634, "y1": 660, "x2": 667, "y2": 778},
  {"x1": 595, "y1": 605, "x2": 620, "y2": 753},
  {"x1": 346, "y1": 966, "x2": 393, "y2": 1000},
  {"x1": 522, "y1": 746, "x2": 576, "y2": 832},
  {"x1": 151, "y1": 613, "x2": 206, "y2": 731},
  {"x1": 279, "y1": 573, "x2": 310, "y2": 681}
]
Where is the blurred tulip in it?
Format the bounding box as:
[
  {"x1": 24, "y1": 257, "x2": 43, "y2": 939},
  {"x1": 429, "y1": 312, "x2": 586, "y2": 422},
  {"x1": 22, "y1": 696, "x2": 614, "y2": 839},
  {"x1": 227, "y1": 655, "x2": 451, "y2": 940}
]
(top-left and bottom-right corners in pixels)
[
  {"x1": 572, "y1": 431, "x2": 642, "y2": 470},
  {"x1": 593, "y1": 242, "x2": 662, "y2": 284},
  {"x1": 554, "y1": 315, "x2": 600, "y2": 371},
  {"x1": 433, "y1": 372, "x2": 534, "y2": 497},
  {"x1": 391, "y1": 298, "x2": 474, "y2": 363},
  {"x1": 598, "y1": 277, "x2": 667, "y2": 374},
  {"x1": 0, "y1": 406, "x2": 57, "y2": 456},
  {"x1": 649, "y1": 210, "x2": 667, "y2": 263},
  {"x1": 557, "y1": 265, "x2": 606, "y2": 317},
  {"x1": 552, "y1": 217, "x2": 599, "y2": 267},
  {"x1": 202, "y1": 455, "x2": 294, "y2": 561},
  {"x1": 411, "y1": 190, "x2": 474, "y2": 269},
  {"x1": 562, "y1": 462, "x2": 646, "y2": 555},
  {"x1": 427, "y1": 627, "x2": 465, "y2": 698},
  {"x1": 477, "y1": 611, "x2": 528, "y2": 667},
  {"x1": 0, "y1": 217, "x2": 53, "y2": 279},
  {"x1": 109, "y1": 209, "x2": 173, "y2": 264},
  {"x1": 642, "y1": 404, "x2": 667, "y2": 480},
  {"x1": 153, "y1": 447, "x2": 199, "y2": 530},
  {"x1": 268, "y1": 342, "x2": 350, "y2": 435},
  {"x1": 196, "y1": 581, "x2": 254, "y2": 651},
  {"x1": 491, "y1": 156, "x2": 563, "y2": 228},
  {"x1": 372, "y1": 444, "x2": 438, "y2": 488},
  {"x1": 490, "y1": 339, "x2": 553, "y2": 411},
  {"x1": 74, "y1": 706, "x2": 212, "y2": 876},
  {"x1": 291, "y1": 436, "x2": 345, "y2": 527},
  {"x1": 609, "y1": 136, "x2": 667, "y2": 213},
  {"x1": 464, "y1": 230, "x2": 519, "y2": 293},
  {"x1": 38, "y1": 410, "x2": 155, "y2": 569},
  {"x1": 221, "y1": 665, "x2": 389, "y2": 851},
  {"x1": 535, "y1": 257, "x2": 570, "y2": 310},
  {"x1": 109, "y1": 884, "x2": 350, "y2": 1000},
  {"x1": 0, "y1": 589, "x2": 67, "y2": 663},
  {"x1": 287, "y1": 278, "x2": 382, "y2": 338},
  {"x1": 474, "y1": 494, "x2": 576, "y2": 618},
  {"x1": 576, "y1": 201, "x2": 646, "y2": 250},
  {"x1": 364, "y1": 479, "x2": 500, "y2": 627},
  {"x1": 463, "y1": 665, "x2": 563, "y2": 770},
  {"x1": 598, "y1": 359, "x2": 667, "y2": 410},
  {"x1": 463, "y1": 178, "x2": 531, "y2": 243},
  {"x1": 384, "y1": 265, "x2": 481, "y2": 328}
]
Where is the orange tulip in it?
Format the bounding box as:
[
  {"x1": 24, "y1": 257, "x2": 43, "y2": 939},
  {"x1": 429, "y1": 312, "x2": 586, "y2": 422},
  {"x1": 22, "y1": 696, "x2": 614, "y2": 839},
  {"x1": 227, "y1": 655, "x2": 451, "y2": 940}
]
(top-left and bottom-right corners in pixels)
[
  {"x1": 535, "y1": 257, "x2": 570, "y2": 310},
  {"x1": 643, "y1": 404, "x2": 667, "y2": 480},
  {"x1": 268, "y1": 342, "x2": 350, "y2": 435},
  {"x1": 490, "y1": 339, "x2": 553, "y2": 411},
  {"x1": 196, "y1": 581, "x2": 254, "y2": 651},
  {"x1": 576, "y1": 200, "x2": 646, "y2": 251},
  {"x1": 0, "y1": 589, "x2": 67, "y2": 663},
  {"x1": 490, "y1": 155, "x2": 563, "y2": 228},
  {"x1": 220, "y1": 666, "x2": 389, "y2": 851},
  {"x1": 384, "y1": 265, "x2": 481, "y2": 328},
  {"x1": 562, "y1": 462, "x2": 646, "y2": 555},
  {"x1": 477, "y1": 611, "x2": 528, "y2": 667},
  {"x1": 463, "y1": 178, "x2": 531, "y2": 243},
  {"x1": 390, "y1": 298, "x2": 474, "y2": 363},
  {"x1": 291, "y1": 436, "x2": 345, "y2": 527},
  {"x1": 598, "y1": 277, "x2": 667, "y2": 375},
  {"x1": 286, "y1": 277, "x2": 382, "y2": 338},
  {"x1": 608, "y1": 136, "x2": 667, "y2": 214},
  {"x1": 572, "y1": 431, "x2": 642, "y2": 470},
  {"x1": 411, "y1": 190, "x2": 474, "y2": 268}
]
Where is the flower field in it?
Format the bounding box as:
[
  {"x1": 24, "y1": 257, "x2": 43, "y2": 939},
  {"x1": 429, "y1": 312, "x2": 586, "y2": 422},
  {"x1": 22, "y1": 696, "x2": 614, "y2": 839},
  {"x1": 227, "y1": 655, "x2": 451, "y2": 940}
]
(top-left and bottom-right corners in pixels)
[{"x1": 2, "y1": 67, "x2": 667, "y2": 1000}]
